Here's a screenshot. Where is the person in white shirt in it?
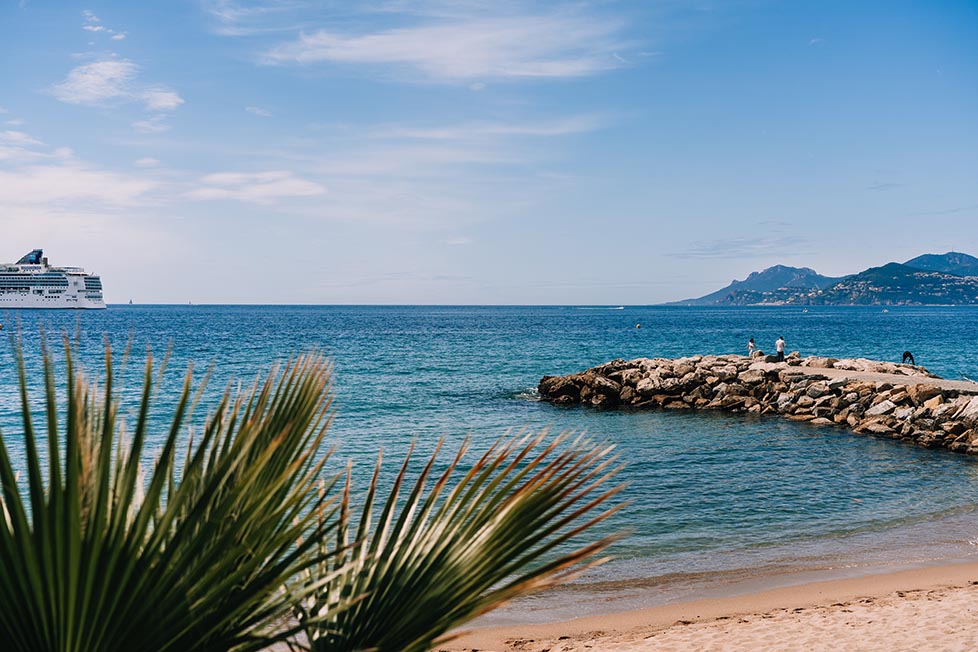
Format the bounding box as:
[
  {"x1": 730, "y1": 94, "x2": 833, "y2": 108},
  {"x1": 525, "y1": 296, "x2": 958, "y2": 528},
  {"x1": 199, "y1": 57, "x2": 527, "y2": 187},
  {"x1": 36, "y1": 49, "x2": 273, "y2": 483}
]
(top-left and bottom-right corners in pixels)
[
  {"x1": 747, "y1": 338, "x2": 756, "y2": 357},
  {"x1": 776, "y1": 336, "x2": 786, "y2": 362}
]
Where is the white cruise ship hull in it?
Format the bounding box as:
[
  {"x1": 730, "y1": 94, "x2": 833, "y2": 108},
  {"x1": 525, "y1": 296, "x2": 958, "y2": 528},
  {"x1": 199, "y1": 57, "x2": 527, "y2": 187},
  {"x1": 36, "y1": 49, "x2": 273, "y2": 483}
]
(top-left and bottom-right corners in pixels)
[
  {"x1": 0, "y1": 249, "x2": 106, "y2": 309},
  {"x1": 0, "y1": 292, "x2": 106, "y2": 309}
]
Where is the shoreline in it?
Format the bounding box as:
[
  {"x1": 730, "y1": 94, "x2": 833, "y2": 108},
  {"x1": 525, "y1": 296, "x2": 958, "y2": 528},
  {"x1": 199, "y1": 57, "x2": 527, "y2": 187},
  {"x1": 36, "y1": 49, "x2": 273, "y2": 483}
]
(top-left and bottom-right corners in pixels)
[{"x1": 447, "y1": 559, "x2": 978, "y2": 651}]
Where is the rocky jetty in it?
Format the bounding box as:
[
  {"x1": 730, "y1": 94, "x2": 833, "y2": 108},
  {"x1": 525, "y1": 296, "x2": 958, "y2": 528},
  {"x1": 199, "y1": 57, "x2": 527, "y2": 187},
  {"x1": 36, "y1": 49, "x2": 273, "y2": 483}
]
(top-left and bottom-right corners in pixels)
[{"x1": 538, "y1": 353, "x2": 978, "y2": 455}]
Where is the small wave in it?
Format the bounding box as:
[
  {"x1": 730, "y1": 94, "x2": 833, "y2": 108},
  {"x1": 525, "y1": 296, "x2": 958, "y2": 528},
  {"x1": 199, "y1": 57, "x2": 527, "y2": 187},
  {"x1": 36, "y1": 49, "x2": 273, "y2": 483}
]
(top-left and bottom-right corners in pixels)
[
  {"x1": 513, "y1": 387, "x2": 543, "y2": 402},
  {"x1": 575, "y1": 306, "x2": 625, "y2": 310}
]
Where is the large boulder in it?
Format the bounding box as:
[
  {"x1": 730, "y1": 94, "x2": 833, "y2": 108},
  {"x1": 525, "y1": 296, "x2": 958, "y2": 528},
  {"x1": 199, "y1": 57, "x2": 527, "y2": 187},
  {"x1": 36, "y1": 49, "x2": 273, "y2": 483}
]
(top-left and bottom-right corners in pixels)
[
  {"x1": 955, "y1": 396, "x2": 978, "y2": 424},
  {"x1": 865, "y1": 400, "x2": 896, "y2": 417},
  {"x1": 636, "y1": 377, "x2": 661, "y2": 397},
  {"x1": 539, "y1": 375, "x2": 580, "y2": 401},
  {"x1": 908, "y1": 384, "x2": 942, "y2": 405},
  {"x1": 591, "y1": 375, "x2": 622, "y2": 398}
]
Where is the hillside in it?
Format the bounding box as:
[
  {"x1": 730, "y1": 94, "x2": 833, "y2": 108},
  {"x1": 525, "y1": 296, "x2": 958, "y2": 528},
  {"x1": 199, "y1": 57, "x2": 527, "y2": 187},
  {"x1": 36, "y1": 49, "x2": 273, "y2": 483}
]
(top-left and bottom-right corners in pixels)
[
  {"x1": 904, "y1": 252, "x2": 978, "y2": 277},
  {"x1": 672, "y1": 265, "x2": 844, "y2": 306},
  {"x1": 674, "y1": 254, "x2": 978, "y2": 306}
]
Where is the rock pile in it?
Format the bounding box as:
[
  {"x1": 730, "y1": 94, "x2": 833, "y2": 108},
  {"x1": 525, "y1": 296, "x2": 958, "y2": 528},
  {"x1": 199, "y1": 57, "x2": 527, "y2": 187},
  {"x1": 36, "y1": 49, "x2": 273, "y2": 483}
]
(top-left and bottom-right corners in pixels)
[{"x1": 538, "y1": 354, "x2": 978, "y2": 455}]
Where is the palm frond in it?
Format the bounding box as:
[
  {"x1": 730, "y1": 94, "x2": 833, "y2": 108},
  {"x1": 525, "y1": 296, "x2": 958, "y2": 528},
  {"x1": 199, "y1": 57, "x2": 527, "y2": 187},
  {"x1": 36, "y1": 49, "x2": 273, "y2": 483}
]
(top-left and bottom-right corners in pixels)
[
  {"x1": 0, "y1": 337, "x2": 341, "y2": 652},
  {"x1": 296, "y1": 431, "x2": 627, "y2": 652}
]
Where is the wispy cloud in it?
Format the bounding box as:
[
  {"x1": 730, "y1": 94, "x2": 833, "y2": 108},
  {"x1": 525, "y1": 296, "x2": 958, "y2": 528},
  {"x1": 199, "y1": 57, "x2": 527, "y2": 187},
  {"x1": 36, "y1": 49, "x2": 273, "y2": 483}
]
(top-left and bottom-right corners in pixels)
[
  {"x1": 867, "y1": 181, "x2": 902, "y2": 191},
  {"x1": 0, "y1": 129, "x2": 48, "y2": 162},
  {"x1": 51, "y1": 60, "x2": 136, "y2": 105},
  {"x1": 0, "y1": 130, "x2": 42, "y2": 147},
  {"x1": 370, "y1": 114, "x2": 606, "y2": 140},
  {"x1": 261, "y1": 12, "x2": 630, "y2": 81},
  {"x1": 142, "y1": 88, "x2": 184, "y2": 111},
  {"x1": 49, "y1": 57, "x2": 183, "y2": 134},
  {"x1": 132, "y1": 115, "x2": 173, "y2": 133},
  {"x1": 82, "y1": 10, "x2": 126, "y2": 40},
  {"x1": 50, "y1": 60, "x2": 184, "y2": 112},
  {"x1": 0, "y1": 132, "x2": 157, "y2": 207},
  {"x1": 909, "y1": 203, "x2": 978, "y2": 217},
  {"x1": 187, "y1": 170, "x2": 325, "y2": 204},
  {"x1": 675, "y1": 235, "x2": 809, "y2": 259},
  {"x1": 202, "y1": 0, "x2": 307, "y2": 36},
  {"x1": 246, "y1": 105, "x2": 273, "y2": 117}
]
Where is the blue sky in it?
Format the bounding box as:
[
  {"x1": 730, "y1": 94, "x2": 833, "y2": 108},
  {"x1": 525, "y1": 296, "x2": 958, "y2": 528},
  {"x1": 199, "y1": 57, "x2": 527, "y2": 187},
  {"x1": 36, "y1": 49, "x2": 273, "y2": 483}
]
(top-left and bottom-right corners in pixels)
[{"x1": 1, "y1": 1, "x2": 976, "y2": 304}]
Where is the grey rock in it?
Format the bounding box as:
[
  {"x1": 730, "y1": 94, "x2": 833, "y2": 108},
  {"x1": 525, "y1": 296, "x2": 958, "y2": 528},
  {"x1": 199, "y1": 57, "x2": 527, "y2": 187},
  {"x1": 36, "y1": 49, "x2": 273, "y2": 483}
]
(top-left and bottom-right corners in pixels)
[{"x1": 865, "y1": 400, "x2": 896, "y2": 417}]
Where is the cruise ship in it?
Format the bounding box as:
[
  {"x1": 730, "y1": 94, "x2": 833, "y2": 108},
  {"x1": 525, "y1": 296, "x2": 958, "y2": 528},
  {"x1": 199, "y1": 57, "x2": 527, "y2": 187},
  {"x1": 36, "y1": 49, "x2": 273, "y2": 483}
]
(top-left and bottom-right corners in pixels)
[{"x1": 0, "y1": 250, "x2": 105, "y2": 309}]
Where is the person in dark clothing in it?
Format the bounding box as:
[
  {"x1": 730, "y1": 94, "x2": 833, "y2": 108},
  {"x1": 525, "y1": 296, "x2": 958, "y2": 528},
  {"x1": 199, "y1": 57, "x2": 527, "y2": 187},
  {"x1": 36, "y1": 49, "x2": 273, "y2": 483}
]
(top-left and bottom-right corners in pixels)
[{"x1": 902, "y1": 351, "x2": 916, "y2": 365}]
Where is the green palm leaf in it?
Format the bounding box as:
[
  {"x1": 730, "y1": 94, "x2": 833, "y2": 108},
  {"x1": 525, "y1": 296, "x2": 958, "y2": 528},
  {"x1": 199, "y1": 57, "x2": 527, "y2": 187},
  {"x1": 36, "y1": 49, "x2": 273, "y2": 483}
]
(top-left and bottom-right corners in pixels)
[
  {"x1": 296, "y1": 432, "x2": 627, "y2": 652},
  {"x1": 0, "y1": 338, "x2": 341, "y2": 652}
]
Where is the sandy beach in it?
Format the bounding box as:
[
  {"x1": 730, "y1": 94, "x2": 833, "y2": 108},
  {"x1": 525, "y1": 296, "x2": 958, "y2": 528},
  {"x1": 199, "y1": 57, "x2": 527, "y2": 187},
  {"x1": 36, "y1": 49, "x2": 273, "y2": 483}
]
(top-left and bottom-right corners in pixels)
[{"x1": 447, "y1": 562, "x2": 978, "y2": 652}]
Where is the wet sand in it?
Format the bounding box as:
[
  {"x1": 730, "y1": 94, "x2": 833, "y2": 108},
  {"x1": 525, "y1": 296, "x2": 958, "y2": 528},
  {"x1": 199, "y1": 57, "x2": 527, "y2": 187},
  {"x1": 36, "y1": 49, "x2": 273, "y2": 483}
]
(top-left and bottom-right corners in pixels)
[{"x1": 446, "y1": 561, "x2": 978, "y2": 652}]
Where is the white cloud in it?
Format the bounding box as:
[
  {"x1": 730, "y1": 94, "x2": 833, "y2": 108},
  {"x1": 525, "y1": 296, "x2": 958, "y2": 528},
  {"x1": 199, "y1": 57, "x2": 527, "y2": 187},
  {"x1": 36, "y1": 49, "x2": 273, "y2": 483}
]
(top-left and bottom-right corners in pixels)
[
  {"x1": 51, "y1": 60, "x2": 184, "y2": 111},
  {"x1": 0, "y1": 129, "x2": 48, "y2": 162},
  {"x1": 142, "y1": 88, "x2": 184, "y2": 111},
  {"x1": 5, "y1": 119, "x2": 26, "y2": 126},
  {"x1": 1, "y1": 130, "x2": 42, "y2": 147},
  {"x1": 0, "y1": 162, "x2": 157, "y2": 207},
  {"x1": 132, "y1": 116, "x2": 171, "y2": 133},
  {"x1": 134, "y1": 157, "x2": 161, "y2": 167},
  {"x1": 202, "y1": 0, "x2": 307, "y2": 36},
  {"x1": 261, "y1": 12, "x2": 630, "y2": 81},
  {"x1": 188, "y1": 170, "x2": 325, "y2": 204},
  {"x1": 82, "y1": 10, "x2": 126, "y2": 39},
  {"x1": 51, "y1": 60, "x2": 138, "y2": 105},
  {"x1": 246, "y1": 105, "x2": 272, "y2": 117}
]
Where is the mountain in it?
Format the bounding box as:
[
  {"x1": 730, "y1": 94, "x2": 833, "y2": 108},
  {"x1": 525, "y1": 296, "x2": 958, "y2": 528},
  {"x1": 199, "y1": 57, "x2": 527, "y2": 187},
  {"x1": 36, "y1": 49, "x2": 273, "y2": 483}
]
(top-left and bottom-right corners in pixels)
[
  {"x1": 672, "y1": 265, "x2": 845, "y2": 306},
  {"x1": 672, "y1": 254, "x2": 978, "y2": 306},
  {"x1": 903, "y1": 252, "x2": 978, "y2": 277},
  {"x1": 808, "y1": 262, "x2": 978, "y2": 305}
]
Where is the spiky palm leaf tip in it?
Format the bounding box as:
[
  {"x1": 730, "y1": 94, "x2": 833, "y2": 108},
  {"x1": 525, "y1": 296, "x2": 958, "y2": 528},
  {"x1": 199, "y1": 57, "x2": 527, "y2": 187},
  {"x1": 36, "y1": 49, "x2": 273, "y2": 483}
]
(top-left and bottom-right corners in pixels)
[
  {"x1": 0, "y1": 338, "x2": 341, "y2": 652},
  {"x1": 295, "y1": 432, "x2": 627, "y2": 652}
]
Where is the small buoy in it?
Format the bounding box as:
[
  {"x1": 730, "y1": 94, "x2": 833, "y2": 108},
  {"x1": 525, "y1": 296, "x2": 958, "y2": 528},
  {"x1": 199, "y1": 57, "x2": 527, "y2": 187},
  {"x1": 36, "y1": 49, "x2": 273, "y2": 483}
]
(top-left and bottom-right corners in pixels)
[{"x1": 635, "y1": 324, "x2": 641, "y2": 329}]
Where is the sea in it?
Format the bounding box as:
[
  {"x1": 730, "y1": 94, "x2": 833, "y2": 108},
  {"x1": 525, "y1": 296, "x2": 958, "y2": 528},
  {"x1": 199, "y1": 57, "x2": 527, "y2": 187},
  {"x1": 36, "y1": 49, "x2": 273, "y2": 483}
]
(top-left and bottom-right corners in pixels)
[{"x1": 2, "y1": 304, "x2": 978, "y2": 624}]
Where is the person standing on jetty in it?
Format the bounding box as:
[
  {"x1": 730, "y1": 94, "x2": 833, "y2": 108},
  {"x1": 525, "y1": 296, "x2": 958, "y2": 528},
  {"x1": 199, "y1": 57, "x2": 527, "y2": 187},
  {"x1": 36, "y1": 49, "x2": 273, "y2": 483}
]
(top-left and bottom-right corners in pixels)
[
  {"x1": 776, "y1": 336, "x2": 786, "y2": 362},
  {"x1": 747, "y1": 338, "x2": 756, "y2": 357}
]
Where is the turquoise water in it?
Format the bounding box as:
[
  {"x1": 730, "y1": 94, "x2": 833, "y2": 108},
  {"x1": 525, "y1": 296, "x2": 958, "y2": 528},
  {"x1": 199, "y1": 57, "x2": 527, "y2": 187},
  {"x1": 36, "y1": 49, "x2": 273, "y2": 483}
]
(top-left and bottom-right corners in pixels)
[{"x1": 3, "y1": 305, "x2": 978, "y2": 621}]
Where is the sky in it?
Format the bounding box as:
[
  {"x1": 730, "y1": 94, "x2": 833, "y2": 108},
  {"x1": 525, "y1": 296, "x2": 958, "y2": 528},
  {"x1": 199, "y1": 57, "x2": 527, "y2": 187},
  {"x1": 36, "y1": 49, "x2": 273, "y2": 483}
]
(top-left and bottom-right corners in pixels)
[{"x1": 1, "y1": 0, "x2": 976, "y2": 304}]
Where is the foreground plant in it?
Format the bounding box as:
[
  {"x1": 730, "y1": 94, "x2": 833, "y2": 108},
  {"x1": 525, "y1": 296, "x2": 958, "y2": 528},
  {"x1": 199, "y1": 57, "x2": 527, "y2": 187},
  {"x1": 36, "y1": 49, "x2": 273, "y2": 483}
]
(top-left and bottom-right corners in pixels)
[
  {"x1": 0, "y1": 340, "x2": 339, "y2": 652},
  {"x1": 294, "y1": 433, "x2": 626, "y2": 652}
]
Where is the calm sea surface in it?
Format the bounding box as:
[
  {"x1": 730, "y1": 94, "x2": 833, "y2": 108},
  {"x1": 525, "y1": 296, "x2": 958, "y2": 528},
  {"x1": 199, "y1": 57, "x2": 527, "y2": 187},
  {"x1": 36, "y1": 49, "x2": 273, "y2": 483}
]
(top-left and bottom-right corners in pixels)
[{"x1": 3, "y1": 305, "x2": 978, "y2": 622}]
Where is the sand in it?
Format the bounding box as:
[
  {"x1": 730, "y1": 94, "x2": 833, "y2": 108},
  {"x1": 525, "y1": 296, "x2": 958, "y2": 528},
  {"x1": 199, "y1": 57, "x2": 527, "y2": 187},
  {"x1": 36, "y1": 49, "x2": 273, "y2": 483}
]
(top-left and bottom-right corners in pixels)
[{"x1": 446, "y1": 562, "x2": 978, "y2": 652}]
